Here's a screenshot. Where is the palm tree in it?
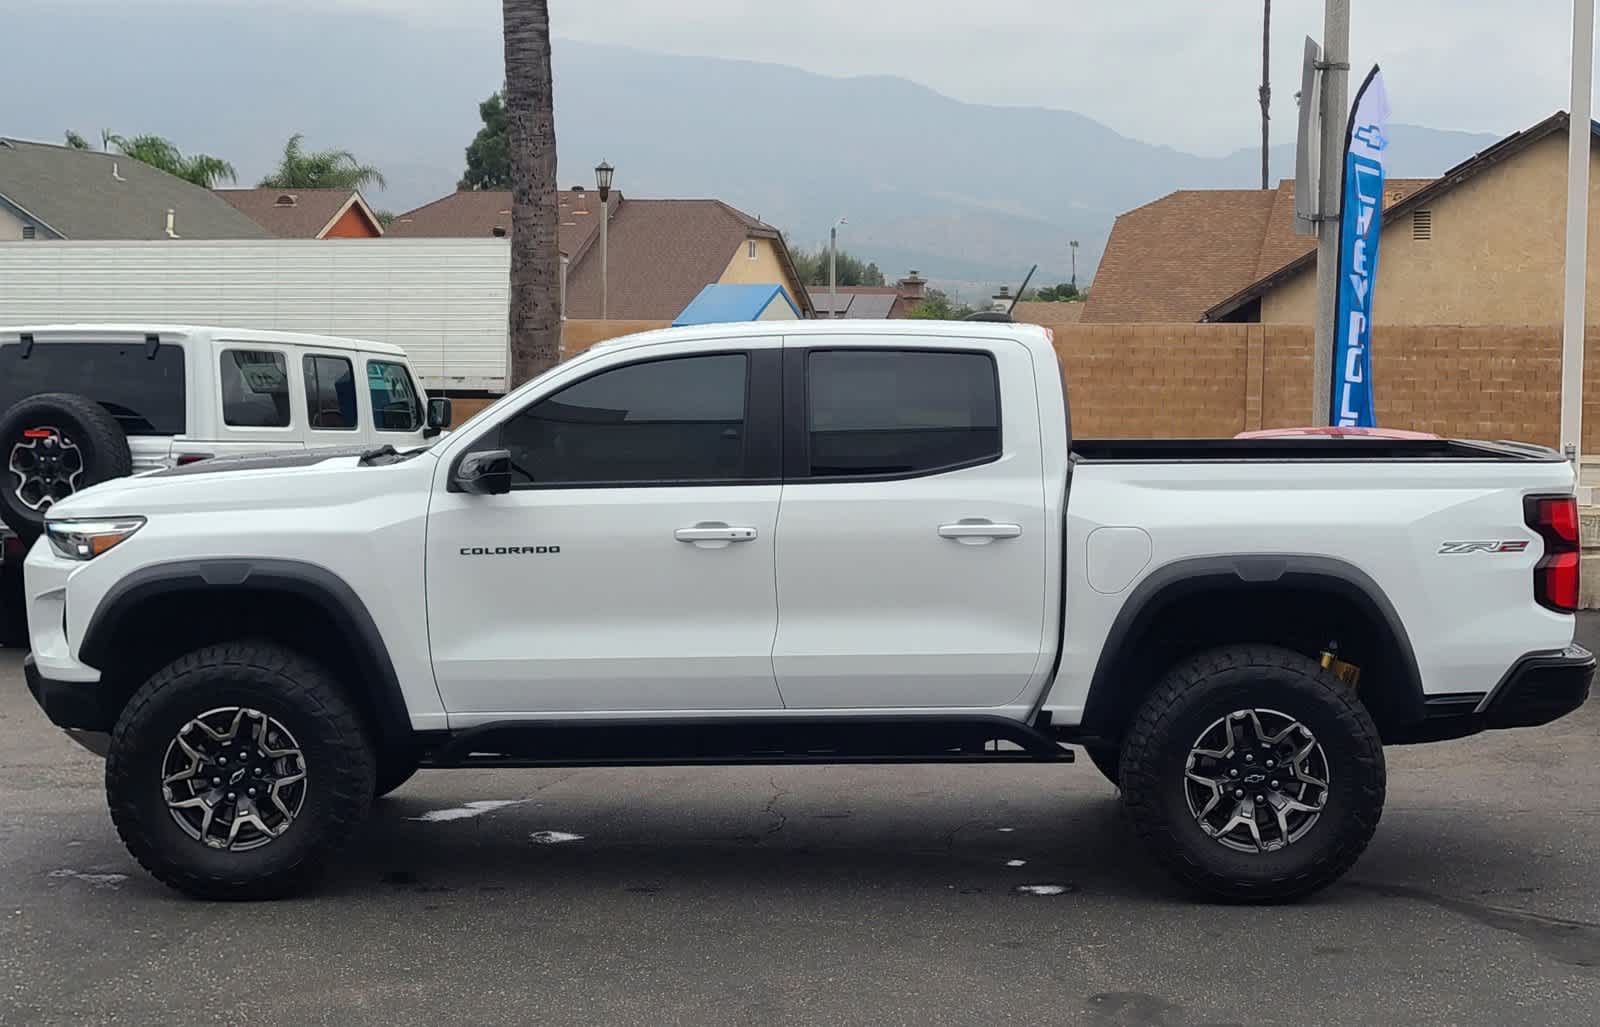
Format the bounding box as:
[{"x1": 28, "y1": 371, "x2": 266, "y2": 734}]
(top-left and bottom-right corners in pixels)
[
  {"x1": 106, "y1": 133, "x2": 238, "y2": 188},
  {"x1": 258, "y1": 134, "x2": 386, "y2": 192},
  {"x1": 501, "y1": 0, "x2": 562, "y2": 384}
]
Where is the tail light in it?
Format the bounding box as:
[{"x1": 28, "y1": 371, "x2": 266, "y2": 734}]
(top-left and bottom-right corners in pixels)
[{"x1": 1525, "y1": 495, "x2": 1580, "y2": 613}]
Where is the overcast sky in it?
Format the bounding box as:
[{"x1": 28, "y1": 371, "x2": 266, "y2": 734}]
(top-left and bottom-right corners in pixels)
[{"x1": 41, "y1": 0, "x2": 1595, "y2": 155}]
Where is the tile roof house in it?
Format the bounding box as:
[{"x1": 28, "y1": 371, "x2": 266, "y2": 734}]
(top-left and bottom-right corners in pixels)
[
  {"x1": 218, "y1": 188, "x2": 383, "y2": 238},
  {"x1": 0, "y1": 137, "x2": 269, "y2": 240},
  {"x1": 807, "y1": 271, "x2": 931, "y2": 318},
  {"x1": 389, "y1": 187, "x2": 813, "y2": 320},
  {"x1": 1082, "y1": 176, "x2": 1431, "y2": 323}
]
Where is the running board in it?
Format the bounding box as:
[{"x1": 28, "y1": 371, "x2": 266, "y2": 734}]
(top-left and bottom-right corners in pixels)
[{"x1": 421, "y1": 715, "x2": 1074, "y2": 769}]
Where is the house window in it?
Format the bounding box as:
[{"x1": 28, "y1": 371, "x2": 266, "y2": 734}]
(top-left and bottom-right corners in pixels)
[
  {"x1": 747, "y1": 240, "x2": 758, "y2": 259},
  {"x1": 21, "y1": 225, "x2": 36, "y2": 240},
  {"x1": 1412, "y1": 209, "x2": 1433, "y2": 241}
]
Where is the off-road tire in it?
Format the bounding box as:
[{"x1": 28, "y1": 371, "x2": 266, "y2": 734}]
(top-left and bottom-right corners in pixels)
[
  {"x1": 106, "y1": 642, "x2": 376, "y2": 900},
  {"x1": 374, "y1": 750, "x2": 422, "y2": 798},
  {"x1": 1082, "y1": 744, "x2": 1122, "y2": 788},
  {"x1": 0, "y1": 393, "x2": 132, "y2": 541},
  {"x1": 1120, "y1": 644, "x2": 1385, "y2": 903}
]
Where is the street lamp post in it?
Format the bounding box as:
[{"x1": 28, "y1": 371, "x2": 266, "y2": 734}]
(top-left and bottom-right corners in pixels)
[
  {"x1": 1561, "y1": 0, "x2": 1594, "y2": 469},
  {"x1": 830, "y1": 217, "x2": 847, "y2": 318},
  {"x1": 595, "y1": 160, "x2": 614, "y2": 320}
]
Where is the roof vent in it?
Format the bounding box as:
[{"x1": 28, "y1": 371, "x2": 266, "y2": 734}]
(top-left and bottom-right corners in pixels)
[
  {"x1": 1413, "y1": 209, "x2": 1433, "y2": 241},
  {"x1": 112, "y1": 161, "x2": 126, "y2": 183},
  {"x1": 274, "y1": 193, "x2": 297, "y2": 207},
  {"x1": 491, "y1": 225, "x2": 508, "y2": 237},
  {"x1": 571, "y1": 185, "x2": 585, "y2": 192},
  {"x1": 165, "y1": 209, "x2": 179, "y2": 239}
]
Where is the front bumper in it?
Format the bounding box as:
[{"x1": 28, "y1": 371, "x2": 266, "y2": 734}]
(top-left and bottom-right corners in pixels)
[{"x1": 24, "y1": 653, "x2": 114, "y2": 732}]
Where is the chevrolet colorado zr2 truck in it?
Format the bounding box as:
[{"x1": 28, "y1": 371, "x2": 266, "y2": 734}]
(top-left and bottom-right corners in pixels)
[{"x1": 19, "y1": 320, "x2": 1594, "y2": 902}]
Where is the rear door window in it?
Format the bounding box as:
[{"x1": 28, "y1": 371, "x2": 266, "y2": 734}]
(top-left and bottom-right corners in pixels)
[
  {"x1": 367, "y1": 359, "x2": 423, "y2": 433},
  {"x1": 0, "y1": 338, "x2": 186, "y2": 435},
  {"x1": 220, "y1": 350, "x2": 291, "y2": 428},
  {"x1": 303, "y1": 354, "x2": 358, "y2": 432},
  {"x1": 804, "y1": 349, "x2": 1000, "y2": 478}
]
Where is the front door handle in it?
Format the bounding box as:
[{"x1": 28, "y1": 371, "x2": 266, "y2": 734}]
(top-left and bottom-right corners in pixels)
[
  {"x1": 675, "y1": 522, "x2": 759, "y2": 549},
  {"x1": 938, "y1": 519, "x2": 1023, "y2": 545}
]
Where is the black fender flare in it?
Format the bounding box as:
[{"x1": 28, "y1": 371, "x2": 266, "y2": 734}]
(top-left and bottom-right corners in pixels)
[
  {"x1": 1078, "y1": 554, "x2": 1425, "y2": 736},
  {"x1": 79, "y1": 558, "x2": 413, "y2": 748}
]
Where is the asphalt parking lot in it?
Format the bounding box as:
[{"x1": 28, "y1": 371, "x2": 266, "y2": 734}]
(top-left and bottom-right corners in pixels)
[{"x1": 1, "y1": 628, "x2": 1598, "y2": 1027}]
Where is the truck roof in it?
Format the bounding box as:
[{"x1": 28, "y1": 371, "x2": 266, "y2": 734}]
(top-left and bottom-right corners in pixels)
[
  {"x1": 586, "y1": 317, "x2": 1054, "y2": 356},
  {"x1": 0, "y1": 323, "x2": 408, "y2": 357}
]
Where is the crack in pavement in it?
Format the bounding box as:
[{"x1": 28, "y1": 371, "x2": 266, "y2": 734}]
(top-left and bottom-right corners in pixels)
[
  {"x1": 1351, "y1": 881, "x2": 1600, "y2": 969},
  {"x1": 761, "y1": 777, "x2": 789, "y2": 838}
]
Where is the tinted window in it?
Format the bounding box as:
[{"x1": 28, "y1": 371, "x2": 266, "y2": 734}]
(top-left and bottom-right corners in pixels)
[
  {"x1": 496, "y1": 354, "x2": 748, "y2": 485},
  {"x1": 367, "y1": 360, "x2": 423, "y2": 433},
  {"x1": 303, "y1": 354, "x2": 357, "y2": 431},
  {"x1": 220, "y1": 350, "x2": 291, "y2": 428},
  {"x1": 807, "y1": 350, "x2": 999, "y2": 477},
  {"x1": 0, "y1": 339, "x2": 186, "y2": 435}
]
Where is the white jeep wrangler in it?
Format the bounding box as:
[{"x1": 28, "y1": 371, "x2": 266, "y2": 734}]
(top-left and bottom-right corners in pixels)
[{"x1": 0, "y1": 324, "x2": 448, "y2": 644}]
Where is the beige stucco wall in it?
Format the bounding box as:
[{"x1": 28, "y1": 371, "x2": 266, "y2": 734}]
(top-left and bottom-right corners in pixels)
[
  {"x1": 0, "y1": 206, "x2": 28, "y2": 240},
  {"x1": 1262, "y1": 134, "x2": 1600, "y2": 324},
  {"x1": 717, "y1": 237, "x2": 806, "y2": 313}
]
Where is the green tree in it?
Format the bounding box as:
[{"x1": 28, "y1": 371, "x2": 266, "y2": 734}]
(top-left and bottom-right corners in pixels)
[
  {"x1": 63, "y1": 131, "x2": 90, "y2": 150},
  {"x1": 1034, "y1": 282, "x2": 1081, "y2": 302},
  {"x1": 501, "y1": 0, "x2": 562, "y2": 385},
  {"x1": 259, "y1": 134, "x2": 386, "y2": 191},
  {"x1": 789, "y1": 245, "x2": 885, "y2": 287},
  {"x1": 460, "y1": 92, "x2": 512, "y2": 190},
  {"x1": 106, "y1": 133, "x2": 237, "y2": 188},
  {"x1": 906, "y1": 288, "x2": 976, "y2": 320}
]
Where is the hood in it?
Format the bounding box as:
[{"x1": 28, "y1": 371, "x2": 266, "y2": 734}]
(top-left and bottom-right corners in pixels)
[{"x1": 46, "y1": 445, "x2": 437, "y2": 520}]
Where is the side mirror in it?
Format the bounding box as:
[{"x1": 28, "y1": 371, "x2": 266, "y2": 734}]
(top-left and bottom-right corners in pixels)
[
  {"x1": 424, "y1": 397, "x2": 453, "y2": 438},
  {"x1": 453, "y1": 449, "x2": 513, "y2": 496}
]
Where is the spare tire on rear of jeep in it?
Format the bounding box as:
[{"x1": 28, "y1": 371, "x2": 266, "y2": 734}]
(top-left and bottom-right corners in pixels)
[{"x1": 0, "y1": 393, "x2": 133, "y2": 542}]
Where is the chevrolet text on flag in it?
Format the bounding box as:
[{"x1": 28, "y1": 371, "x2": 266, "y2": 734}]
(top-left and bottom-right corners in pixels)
[{"x1": 1331, "y1": 66, "x2": 1390, "y2": 427}]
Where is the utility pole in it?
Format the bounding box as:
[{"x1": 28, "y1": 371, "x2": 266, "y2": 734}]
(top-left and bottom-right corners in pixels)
[
  {"x1": 1260, "y1": 0, "x2": 1272, "y2": 190},
  {"x1": 1561, "y1": 0, "x2": 1594, "y2": 468},
  {"x1": 829, "y1": 217, "x2": 846, "y2": 318},
  {"x1": 1311, "y1": 0, "x2": 1349, "y2": 425}
]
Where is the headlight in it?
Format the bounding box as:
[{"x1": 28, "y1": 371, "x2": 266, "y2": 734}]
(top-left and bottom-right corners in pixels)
[{"x1": 45, "y1": 518, "x2": 145, "y2": 561}]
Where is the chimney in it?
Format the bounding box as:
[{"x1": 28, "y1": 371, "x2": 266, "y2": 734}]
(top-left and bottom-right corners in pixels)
[
  {"x1": 165, "y1": 209, "x2": 179, "y2": 239},
  {"x1": 895, "y1": 269, "x2": 927, "y2": 301},
  {"x1": 990, "y1": 285, "x2": 1012, "y2": 313}
]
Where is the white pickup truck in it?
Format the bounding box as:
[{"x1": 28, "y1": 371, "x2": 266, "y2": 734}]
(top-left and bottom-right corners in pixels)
[{"x1": 20, "y1": 320, "x2": 1593, "y2": 902}]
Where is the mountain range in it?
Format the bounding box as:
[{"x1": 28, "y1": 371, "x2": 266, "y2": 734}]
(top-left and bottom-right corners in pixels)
[{"x1": 2, "y1": 4, "x2": 1503, "y2": 295}]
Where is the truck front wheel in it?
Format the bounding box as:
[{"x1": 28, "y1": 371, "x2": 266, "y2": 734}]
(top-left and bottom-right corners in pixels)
[
  {"x1": 105, "y1": 642, "x2": 376, "y2": 900},
  {"x1": 1119, "y1": 644, "x2": 1385, "y2": 903}
]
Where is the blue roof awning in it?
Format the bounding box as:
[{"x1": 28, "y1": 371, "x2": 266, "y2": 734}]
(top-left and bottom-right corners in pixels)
[{"x1": 673, "y1": 283, "x2": 800, "y2": 326}]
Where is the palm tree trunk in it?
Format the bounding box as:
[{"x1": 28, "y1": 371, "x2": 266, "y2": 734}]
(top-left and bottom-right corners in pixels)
[{"x1": 502, "y1": 0, "x2": 562, "y2": 386}]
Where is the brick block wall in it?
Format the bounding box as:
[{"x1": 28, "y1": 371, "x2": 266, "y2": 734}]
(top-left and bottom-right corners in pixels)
[{"x1": 1051, "y1": 322, "x2": 1593, "y2": 447}]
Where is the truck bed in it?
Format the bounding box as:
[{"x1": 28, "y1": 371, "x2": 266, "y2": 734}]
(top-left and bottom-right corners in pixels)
[{"x1": 1070, "y1": 438, "x2": 1564, "y2": 463}]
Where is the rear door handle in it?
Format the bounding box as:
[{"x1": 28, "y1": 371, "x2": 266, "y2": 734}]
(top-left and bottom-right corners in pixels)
[
  {"x1": 675, "y1": 522, "x2": 759, "y2": 548},
  {"x1": 938, "y1": 520, "x2": 1022, "y2": 545}
]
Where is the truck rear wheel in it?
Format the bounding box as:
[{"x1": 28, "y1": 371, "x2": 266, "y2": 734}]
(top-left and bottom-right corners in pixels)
[
  {"x1": 106, "y1": 642, "x2": 376, "y2": 900},
  {"x1": 1120, "y1": 644, "x2": 1385, "y2": 903}
]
